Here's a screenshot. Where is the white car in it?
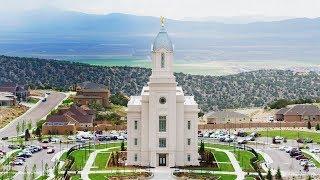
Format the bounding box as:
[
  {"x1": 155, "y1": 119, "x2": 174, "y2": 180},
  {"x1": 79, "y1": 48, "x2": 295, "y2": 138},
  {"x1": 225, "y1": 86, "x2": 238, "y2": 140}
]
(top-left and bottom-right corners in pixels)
[
  {"x1": 117, "y1": 135, "x2": 125, "y2": 140},
  {"x1": 275, "y1": 136, "x2": 283, "y2": 140},
  {"x1": 279, "y1": 146, "x2": 287, "y2": 151},
  {"x1": 310, "y1": 148, "x2": 320, "y2": 153}
]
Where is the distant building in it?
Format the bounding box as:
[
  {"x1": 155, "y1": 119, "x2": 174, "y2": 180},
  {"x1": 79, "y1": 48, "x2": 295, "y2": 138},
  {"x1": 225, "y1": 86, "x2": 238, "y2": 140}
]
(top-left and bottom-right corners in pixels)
[
  {"x1": 205, "y1": 110, "x2": 250, "y2": 124},
  {"x1": 42, "y1": 105, "x2": 95, "y2": 135},
  {"x1": 0, "y1": 92, "x2": 16, "y2": 106},
  {"x1": 275, "y1": 105, "x2": 320, "y2": 122},
  {"x1": 74, "y1": 82, "x2": 110, "y2": 108},
  {"x1": 0, "y1": 82, "x2": 29, "y2": 101}
]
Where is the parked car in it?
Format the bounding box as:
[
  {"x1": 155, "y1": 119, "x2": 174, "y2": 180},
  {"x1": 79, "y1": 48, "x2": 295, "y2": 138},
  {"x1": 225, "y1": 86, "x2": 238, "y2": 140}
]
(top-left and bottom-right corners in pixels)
[
  {"x1": 246, "y1": 136, "x2": 255, "y2": 141},
  {"x1": 1, "y1": 137, "x2": 8, "y2": 140},
  {"x1": 310, "y1": 148, "x2": 320, "y2": 153},
  {"x1": 237, "y1": 139, "x2": 247, "y2": 144},
  {"x1": 8, "y1": 145, "x2": 19, "y2": 149},
  {"x1": 42, "y1": 98, "x2": 47, "y2": 102},
  {"x1": 198, "y1": 133, "x2": 203, "y2": 138},
  {"x1": 237, "y1": 131, "x2": 247, "y2": 137},
  {"x1": 47, "y1": 148, "x2": 55, "y2": 154},
  {"x1": 290, "y1": 150, "x2": 302, "y2": 157},
  {"x1": 295, "y1": 155, "x2": 307, "y2": 160},
  {"x1": 42, "y1": 140, "x2": 49, "y2": 143},
  {"x1": 11, "y1": 160, "x2": 23, "y2": 166}
]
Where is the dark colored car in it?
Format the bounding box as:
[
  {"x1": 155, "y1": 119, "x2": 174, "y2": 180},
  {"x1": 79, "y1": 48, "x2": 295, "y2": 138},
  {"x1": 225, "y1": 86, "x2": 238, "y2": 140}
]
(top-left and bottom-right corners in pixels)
[
  {"x1": 237, "y1": 131, "x2": 247, "y2": 137},
  {"x1": 290, "y1": 151, "x2": 302, "y2": 157},
  {"x1": 1, "y1": 137, "x2": 8, "y2": 140},
  {"x1": 296, "y1": 155, "x2": 308, "y2": 160},
  {"x1": 297, "y1": 138, "x2": 304, "y2": 143}
]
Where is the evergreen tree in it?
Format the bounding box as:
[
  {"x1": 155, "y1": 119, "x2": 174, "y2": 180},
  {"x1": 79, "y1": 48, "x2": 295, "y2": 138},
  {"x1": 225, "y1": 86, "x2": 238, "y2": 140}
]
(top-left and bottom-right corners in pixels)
[
  {"x1": 121, "y1": 140, "x2": 125, "y2": 151},
  {"x1": 275, "y1": 167, "x2": 282, "y2": 180},
  {"x1": 316, "y1": 124, "x2": 320, "y2": 131},
  {"x1": 306, "y1": 175, "x2": 312, "y2": 180},
  {"x1": 266, "y1": 168, "x2": 272, "y2": 180},
  {"x1": 16, "y1": 122, "x2": 20, "y2": 137},
  {"x1": 23, "y1": 166, "x2": 28, "y2": 180},
  {"x1": 25, "y1": 129, "x2": 31, "y2": 141},
  {"x1": 307, "y1": 121, "x2": 312, "y2": 129},
  {"x1": 31, "y1": 164, "x2": 36, "y2": 180},
  {"x1": 44, "y1": 163, "x2": 49, "y2": 177},
  {"x1": 54, "y1": 161, "x2": 60, "y2": 179},
  {"x1": 199, "y1": 140, "x2": 205, "y2": 155}
]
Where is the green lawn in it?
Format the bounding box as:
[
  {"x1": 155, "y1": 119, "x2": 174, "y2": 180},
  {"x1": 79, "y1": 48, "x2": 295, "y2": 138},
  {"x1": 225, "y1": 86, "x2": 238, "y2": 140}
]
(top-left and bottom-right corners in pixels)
[
  {"x1": 0, "y1": 170, "x2": 16, "y2": 179},
  {"x1": 174, "y1": 172, "x2": 236, "y2": 180},
  {"x1": 69, "y1": 149, "x2": 94, "y2": 171},
  {"x1": 36, "y1": 175, "x2": 49, "y2": 180},
  {"x1": 59, "y1": 152, "x2": 67, "y2": 161},
  {"x1": 302, "y1": 152, "x2": 320, "y2": 168},
  {"x1": 256, "y1": 130, "x2": 320, "y2": 143},
  {"x1": 84, "y1": 142, "x2": 124, "y2": 150},
  {"x1": 88, "y1": 172, "x2": 148, "y2": 180},
  {"x1": 234, "y1": 150, "x2": 255, "y2": 172},
  {"x1": 91, "y1": 152, "x2": 110, "y2": 170},
  {"x1": 204, "y1": 143, "x2": 235, "y2": 151},
  {"x1": 70, "y1": 174, "x2": 81, "y2": 180}
]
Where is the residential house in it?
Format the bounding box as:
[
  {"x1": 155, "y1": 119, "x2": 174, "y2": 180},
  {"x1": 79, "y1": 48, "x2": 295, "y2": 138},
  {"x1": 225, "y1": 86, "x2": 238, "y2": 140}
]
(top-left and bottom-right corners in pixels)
[
  {"x1": 0, "y1": 92, "x2": 16, "y2": 106},
  {"x1": 74, "y1": 82, "x2": 110, "y2": 108},
  {"x1": 0, "y1": 82, "x2": 29, "y2": 101},
  {"x1": 42, "y1": 105, "x2": 95, "y2": 135},
  {"x1": 275, "y1": 105, "x2": 320, "y2": 122}
]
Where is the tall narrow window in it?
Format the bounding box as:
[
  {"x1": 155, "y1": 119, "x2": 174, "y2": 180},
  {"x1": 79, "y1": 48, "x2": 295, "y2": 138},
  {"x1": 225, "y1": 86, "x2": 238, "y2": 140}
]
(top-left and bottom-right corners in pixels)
[
  {"x1": 134, "y1": 138, "x2": 138, "y2": 145},
  {"x1": 161, "y1": 53, "x2": 165, "y2": 68},
  {"x1": 159, "y1": 138, "x2": 166, "y2": 148},
  {"x1": 187, "y1": 121, "x2": 191, "y2": 130},
  {"x1": 134, "y1": 154, "x2": 138, "y2": 161},
  {"x1": 187, "y1": 154, "x2": 191, "y2": 162},
  {"x1": 134, "y1": 120, "x2": 138, "y2": 130},
  {"x1": 159, "y1": 116, "x2": 166, "y2": 132},
  {"x1": 187, "y1": 138, "x2": 191, "y2": 145}
]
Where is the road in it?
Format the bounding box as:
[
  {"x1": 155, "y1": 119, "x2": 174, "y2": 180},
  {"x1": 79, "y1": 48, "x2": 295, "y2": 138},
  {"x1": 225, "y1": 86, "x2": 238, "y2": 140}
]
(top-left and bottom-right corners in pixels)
[{"x1": 0, "y1": 92, "x2": 66, "y2": 138}]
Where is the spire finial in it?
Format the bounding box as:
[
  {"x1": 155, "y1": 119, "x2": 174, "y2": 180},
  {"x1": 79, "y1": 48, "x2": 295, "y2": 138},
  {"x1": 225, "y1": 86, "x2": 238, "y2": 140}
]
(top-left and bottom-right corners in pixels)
[{"x1": 160, "y1": 16, "x2": 165, "y2": 27}]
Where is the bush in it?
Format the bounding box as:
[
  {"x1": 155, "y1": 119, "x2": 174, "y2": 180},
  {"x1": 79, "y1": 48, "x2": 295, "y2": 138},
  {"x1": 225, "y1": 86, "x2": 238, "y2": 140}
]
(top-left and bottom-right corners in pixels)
[
  {"x1": 316, "y1": 124, "x2": 320, "y2": 131},
  {"x1": 110, "y1": 92, "x2": 129, "y2": 107}
]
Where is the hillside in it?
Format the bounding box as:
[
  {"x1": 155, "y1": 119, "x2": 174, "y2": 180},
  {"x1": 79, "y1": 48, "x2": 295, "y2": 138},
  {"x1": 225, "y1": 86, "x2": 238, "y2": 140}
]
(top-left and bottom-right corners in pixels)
[{"x1": 1, "y1": 55, "x2": 320, "y2": 112}]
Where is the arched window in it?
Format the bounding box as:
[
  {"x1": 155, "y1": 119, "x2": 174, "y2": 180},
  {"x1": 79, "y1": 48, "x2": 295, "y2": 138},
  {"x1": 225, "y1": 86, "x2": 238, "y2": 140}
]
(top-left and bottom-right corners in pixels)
[{"x1": 161, "y1": 53, "x2": 165, "y2": 68}]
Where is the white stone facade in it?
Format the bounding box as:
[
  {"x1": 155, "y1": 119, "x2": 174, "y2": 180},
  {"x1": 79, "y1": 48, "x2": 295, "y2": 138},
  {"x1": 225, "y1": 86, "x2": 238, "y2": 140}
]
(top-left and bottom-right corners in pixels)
[{"x1": 126, "y1": 23, "x2": 199, "y2": 167}]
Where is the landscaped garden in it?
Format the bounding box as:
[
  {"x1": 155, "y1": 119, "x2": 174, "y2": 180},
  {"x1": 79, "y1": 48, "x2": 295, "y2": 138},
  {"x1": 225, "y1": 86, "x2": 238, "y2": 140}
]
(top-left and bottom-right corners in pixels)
[{"x1": 174, "y1": 172, "x2": 237, "y2": 180}]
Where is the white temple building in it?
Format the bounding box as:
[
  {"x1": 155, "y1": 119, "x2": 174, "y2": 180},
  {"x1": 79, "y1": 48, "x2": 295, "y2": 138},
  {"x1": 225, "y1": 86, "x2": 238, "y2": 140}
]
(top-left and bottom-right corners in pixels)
[{"x1": 126, "y1": 19, "x2": 199, "y2": 167}]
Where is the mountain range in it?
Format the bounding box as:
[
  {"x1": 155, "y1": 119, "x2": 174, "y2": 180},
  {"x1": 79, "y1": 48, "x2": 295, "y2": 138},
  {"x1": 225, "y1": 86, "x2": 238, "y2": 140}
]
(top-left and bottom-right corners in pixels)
[{"x1": 0, "y1": 10, "x2": 320, "y2": 63}]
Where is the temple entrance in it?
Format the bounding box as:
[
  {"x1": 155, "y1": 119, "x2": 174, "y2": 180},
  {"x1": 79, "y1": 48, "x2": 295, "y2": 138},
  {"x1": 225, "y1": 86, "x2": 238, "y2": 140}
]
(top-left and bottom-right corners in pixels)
[{"x1": 158, "y1": 154, "x2": 167, "y2": 166}]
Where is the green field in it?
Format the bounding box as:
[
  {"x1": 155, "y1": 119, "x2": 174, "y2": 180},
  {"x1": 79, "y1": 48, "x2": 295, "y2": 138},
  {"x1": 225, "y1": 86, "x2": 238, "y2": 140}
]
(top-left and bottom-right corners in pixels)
[
  {"x1": 234, "y1": 150, "x2": 255, "y2": 172},
  {"x1": 257, "y1": 130, "x2": 320, "y2": 143},
  {"x1": 69, "y1": 149, "x2": 94, "y2": 170},
  {"x1": 92, "y1": 152, "x2": 110, "y2": 170},
  {"x1": 302, "y1": 152, "x2": 320, "y2": 168}
]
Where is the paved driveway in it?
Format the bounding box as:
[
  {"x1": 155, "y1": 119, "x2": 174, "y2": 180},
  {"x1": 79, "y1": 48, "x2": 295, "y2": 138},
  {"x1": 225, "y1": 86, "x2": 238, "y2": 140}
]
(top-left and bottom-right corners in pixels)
[{"x1": 0, "y1": 92, "x2": 66, "y2": 138}]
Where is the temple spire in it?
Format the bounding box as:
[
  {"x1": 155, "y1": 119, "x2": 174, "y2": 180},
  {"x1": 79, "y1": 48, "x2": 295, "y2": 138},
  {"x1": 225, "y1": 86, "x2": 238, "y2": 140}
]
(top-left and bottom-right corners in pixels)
[{"x1": 160, "y1": 16, "x2": 165, "y2": 27}]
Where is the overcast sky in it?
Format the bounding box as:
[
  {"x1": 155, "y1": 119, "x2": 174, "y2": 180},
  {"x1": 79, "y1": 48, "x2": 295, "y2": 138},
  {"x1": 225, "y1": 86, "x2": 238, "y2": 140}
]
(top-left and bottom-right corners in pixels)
[{"x1": 2, "y1": 0, "x2": 320, "y2": 19}]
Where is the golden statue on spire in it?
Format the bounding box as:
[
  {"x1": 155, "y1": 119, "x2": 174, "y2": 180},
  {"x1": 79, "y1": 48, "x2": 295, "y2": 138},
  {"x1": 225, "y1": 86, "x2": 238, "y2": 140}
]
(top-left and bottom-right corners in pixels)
[{"x1": 160, "y1": 16, "x2": 165, "y2": 27}]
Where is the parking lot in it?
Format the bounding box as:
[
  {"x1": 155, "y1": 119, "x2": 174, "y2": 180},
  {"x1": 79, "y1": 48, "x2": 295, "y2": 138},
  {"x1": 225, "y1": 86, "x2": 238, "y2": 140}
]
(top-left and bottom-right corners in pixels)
[{"x1": 200, "y1": 129, "x2": 320, "y2": 177}]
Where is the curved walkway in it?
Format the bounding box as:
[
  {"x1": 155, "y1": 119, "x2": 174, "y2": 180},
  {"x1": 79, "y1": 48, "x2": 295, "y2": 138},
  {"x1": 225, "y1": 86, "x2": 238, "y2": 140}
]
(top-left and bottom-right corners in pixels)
[{"x1": 206, "y1": 147, "x2": 245, "y2": 180}]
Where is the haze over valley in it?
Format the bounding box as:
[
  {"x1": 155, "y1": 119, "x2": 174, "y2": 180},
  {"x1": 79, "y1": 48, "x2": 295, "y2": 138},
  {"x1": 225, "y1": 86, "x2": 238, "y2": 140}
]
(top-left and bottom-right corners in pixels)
[{"x1": 1, "y1": 10, "x2": 319, "y2": 75}]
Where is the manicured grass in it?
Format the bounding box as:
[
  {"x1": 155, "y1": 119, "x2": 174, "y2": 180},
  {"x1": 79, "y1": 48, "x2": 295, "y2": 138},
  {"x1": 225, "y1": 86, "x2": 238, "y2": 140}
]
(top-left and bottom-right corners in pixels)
[
  {"x1": 257, "y1": 130, "x2": 320, "y2": 143},
  {"x1": 92, "y1": 152, "x2": 110, "y2": 170},
  {"x1": 174, "y1": 172, "x2": 236, "y2": 180},
  {"x1": 36, "y1": 175, "x2": 49, "y2": 180},
  {"x1": 59, "y1": 152, "x2": 67, "y2": 161},
  {"x1": 234, "y1": 150, "x2": 255, "y2": 172},
  {"x1": 27, "y1": 97, "x2": 40, "y2": 104},
  {"x1": 88, "y1": 172, "x2": 148, "y2": 180},
  {"x1": 0, "y1": 170, "x2": 16, "y2": 179},
  {"x1": 84, "y1": 142, "x2": 124, "y2": 150},
  {"x1": 69, "y1": 149, "x2": 94, "y2": 171},
  {"x1": 70, "y1": 174, "x2": 81, "y2": 180},
  {"x1": 302, "y1": 152, "x2": 320, "y2": 168},
  {"x1": 207, "y1": 148, "x2": 235, "y2": 172},
  {"x1": 213, "y1": 150, "x2": 230, "y2": 162},
  {"x1": 204, "y1": 143, "x2": 235, "y2": 151}
]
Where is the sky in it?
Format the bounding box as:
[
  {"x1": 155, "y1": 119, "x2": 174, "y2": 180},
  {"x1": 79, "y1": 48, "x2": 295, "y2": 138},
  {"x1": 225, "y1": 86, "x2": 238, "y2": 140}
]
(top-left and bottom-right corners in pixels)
[{"x1": 1, "y1": 0, "x2": 320, "y2": 20}]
